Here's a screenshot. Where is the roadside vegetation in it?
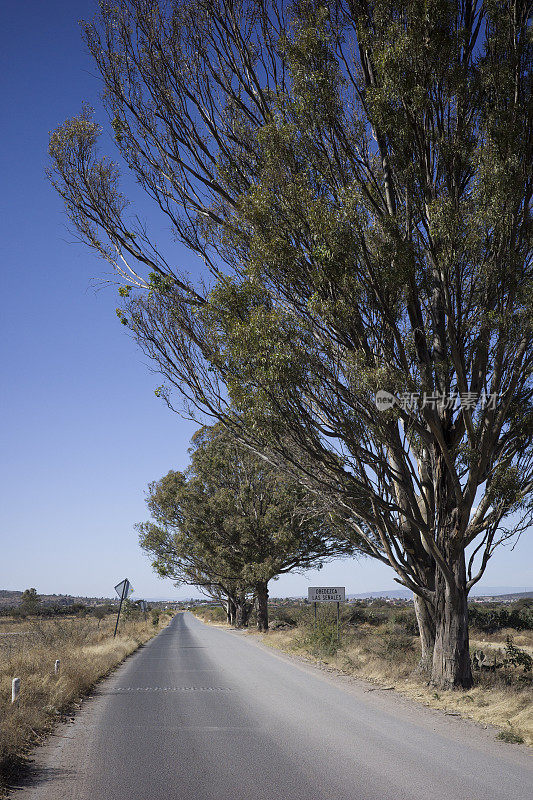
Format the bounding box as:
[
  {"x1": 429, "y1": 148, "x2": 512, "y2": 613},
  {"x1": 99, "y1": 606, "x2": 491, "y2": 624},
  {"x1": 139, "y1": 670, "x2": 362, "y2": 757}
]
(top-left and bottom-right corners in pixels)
[
  {"x1": 194, "y1": 599, "x2": 533, "y2": 746},
  {"x1": 0, "y1": 607, "x2": 173, "y2": 793}
]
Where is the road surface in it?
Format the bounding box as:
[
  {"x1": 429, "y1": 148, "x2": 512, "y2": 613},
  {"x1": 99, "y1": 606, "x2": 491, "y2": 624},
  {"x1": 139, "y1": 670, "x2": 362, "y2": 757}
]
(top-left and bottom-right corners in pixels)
[{"x1": 13, "y1": 612, "x2": 532, "y2": 800}]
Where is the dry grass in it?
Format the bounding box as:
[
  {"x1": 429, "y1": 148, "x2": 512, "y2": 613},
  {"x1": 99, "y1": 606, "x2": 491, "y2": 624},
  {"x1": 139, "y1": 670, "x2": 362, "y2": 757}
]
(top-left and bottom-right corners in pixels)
[
  {"x1": 0, "y1": 612, "x2": 173, "y2": 791},
  {"x1": 470, "y1": 629, "x2": 533, "y2": 655},
  {"x1": 190, "y1": 606, "x2": 228, "y2": 626}
]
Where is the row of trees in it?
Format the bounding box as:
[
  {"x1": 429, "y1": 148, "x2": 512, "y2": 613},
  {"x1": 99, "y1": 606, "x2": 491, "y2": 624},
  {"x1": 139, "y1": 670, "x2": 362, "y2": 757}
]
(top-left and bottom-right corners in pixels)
[
  {"x1": 49, "y1": 0, "x2": 532, "y2": 688},
  {"x1": 139, "y1": 423, "x2": 353, "y2": 630}
]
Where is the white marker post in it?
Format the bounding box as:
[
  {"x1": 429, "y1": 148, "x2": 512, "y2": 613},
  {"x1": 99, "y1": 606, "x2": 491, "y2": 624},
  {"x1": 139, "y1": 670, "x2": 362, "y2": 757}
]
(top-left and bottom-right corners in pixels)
[
  {"x1": 12, "y1": 677, "x2": 20, "y2": 704},
  {"x1": 54, "y1": 659, "x2": 60, "y2": 675}
]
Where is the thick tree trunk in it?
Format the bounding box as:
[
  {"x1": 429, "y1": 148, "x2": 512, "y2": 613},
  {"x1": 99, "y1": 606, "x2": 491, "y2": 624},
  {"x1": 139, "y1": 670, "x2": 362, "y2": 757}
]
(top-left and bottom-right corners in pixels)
[
  {"x1": 431, "y1": 551, "x2": 473, "y2": 689},
  {"x1": 235, "y1": 594, "x2": 252, "y2": 628},
  {"x1": 429, "y1": 452, "x2": 473, "y2": 689},
  {"x1": 256, "y1": 580, "x2": 269, "y2": 631},
  {"x1": 413, "y1": 593, "x2": 435, "y2": 675}
]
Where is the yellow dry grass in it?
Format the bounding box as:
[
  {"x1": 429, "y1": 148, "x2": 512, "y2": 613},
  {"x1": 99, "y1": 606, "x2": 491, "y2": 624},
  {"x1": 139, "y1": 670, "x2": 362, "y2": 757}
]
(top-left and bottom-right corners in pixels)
[
  {"x1": 0, "y1": 612, "x2": 173, "y2": 791},
  {"x1": 470, "y1": 629, "x2": 533, "y2": 655}
]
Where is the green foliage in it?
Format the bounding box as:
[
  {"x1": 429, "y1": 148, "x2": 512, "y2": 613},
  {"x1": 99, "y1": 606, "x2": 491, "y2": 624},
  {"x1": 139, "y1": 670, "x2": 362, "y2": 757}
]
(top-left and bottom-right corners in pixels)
[
  {"x1": 345, "y1": 602, "x2": 414, "y2": 629},
  {"x1": 93, "y1": 607, "x2": 107, "y2": 627},
  {"x1": 138, "y1": 422, "x2": 352, "y2": 601},
  {"x1": 504, "y1": 636, "x2": 532, "y2": 673},
  {"x1": 148, "y1": 272, "x2": 174, "y2": 295},
  {"x1": 346, "y1": 605, "x2": 368, "y2": 626},
  {"x1": 469, "y1": 603, "x2": 533, "y2": 633},
  {"x1": 497, "y1": 727, "x2": 525, "y2": 744},
  {"x1": 270, "y1": 609, "x2": 298, "y2": 627},
  {"x1": 122, "y1": 599, "x2": 140, "y2": 620},
  {"x1": 298, "y1": 620, "x2": 341, "y2": 658},
  {"x1": 391, "y1": 609, "x2": 420, "y2": 636},
  {"x1": 362, "y1": 609, "x2": 390, "y2": 627},
  {"x1": 20, "y1": 588, "x2": 41, "y2": 616}
]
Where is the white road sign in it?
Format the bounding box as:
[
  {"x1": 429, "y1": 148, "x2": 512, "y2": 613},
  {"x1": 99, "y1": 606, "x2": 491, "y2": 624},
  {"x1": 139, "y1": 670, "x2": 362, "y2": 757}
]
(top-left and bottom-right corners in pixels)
[
  {"x1": 114, "y1": 579, "x2": 134, "y2": 599},
  {"x1": 308, "y1": 587, "x2": 345, "y2": 603}
]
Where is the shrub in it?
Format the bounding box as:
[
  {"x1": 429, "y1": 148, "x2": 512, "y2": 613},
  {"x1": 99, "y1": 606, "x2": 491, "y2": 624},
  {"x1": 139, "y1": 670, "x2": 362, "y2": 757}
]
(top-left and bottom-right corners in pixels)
[
  {"x1": 346, "y1": 606, "x2": 367, "y2": 626},
  {"x1": 469, "y1": 603, "x2": 533, "y2": 633},
  {"x1": 503, "y1": 636, "x2": 532, "y2": 673},
  {"x1": 380, "y1": 632, "x2": 415, "y2": 658},
  {"x1": 193, "y1": 605, "x2": 227, "y2": 624},
  {"x1": 273, "y1": 609, "x2": 298, "y2": 626},
  {"x1": 369, "y1": 599, "x2": 389, "y2": 608},
  {"x1": 364, "y1": 610, "x2": 389, "y2": 626},
  {"x1": 391, "y1": 610, "x2": 419, "y2": 636},
  {"x1": 497, "y1": 728, "x2": 525, "y2": 744},
  {"x1": 298, "y1": 621, "x2": 341, "y2": 658}
]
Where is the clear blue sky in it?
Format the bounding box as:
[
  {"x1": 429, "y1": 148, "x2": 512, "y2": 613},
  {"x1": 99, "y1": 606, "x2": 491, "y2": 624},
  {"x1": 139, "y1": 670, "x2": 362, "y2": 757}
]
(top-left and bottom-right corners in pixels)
[{"x1": 1, "y1": 1, "x2": 531, "y2": 601}]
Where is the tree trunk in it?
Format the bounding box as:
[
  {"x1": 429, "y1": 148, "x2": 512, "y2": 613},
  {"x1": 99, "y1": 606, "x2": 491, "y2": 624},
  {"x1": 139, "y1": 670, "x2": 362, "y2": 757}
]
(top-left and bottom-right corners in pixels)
[
  {"x1": 235, "y1": 594, "x2": 252, "y2": 628},
  {"x1": 431, "y1": 551, "x2": 473, "y2": 689},
  {"x1": 226, "y1": 596, "x2": 237, "y2": 625},
  {"x1": 430, "y1": 452, "x2": 473, "y2": 690},
  {"x1": 413, "y1": 593, "x2": 435, "y2": 676},
  {"x1": 256, "y1": 581, "x2": 269, "y2": 631}
]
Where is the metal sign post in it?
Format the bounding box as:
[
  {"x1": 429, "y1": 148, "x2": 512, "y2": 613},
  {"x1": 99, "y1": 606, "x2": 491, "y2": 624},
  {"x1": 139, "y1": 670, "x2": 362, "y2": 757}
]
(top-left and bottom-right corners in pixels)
[
  {"x1": 113, "y1": 579, "x2": 133, "y2": 638},
  {"x1": 308, "y1": 587, "x2": 346, "y2": 642}
]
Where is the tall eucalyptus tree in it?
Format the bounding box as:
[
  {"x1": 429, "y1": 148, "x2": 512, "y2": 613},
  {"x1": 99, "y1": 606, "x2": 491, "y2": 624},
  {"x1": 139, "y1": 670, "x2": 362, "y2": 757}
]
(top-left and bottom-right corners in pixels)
[{"x1": 49, "y1": 0, "x2": 533, "y2": 686}]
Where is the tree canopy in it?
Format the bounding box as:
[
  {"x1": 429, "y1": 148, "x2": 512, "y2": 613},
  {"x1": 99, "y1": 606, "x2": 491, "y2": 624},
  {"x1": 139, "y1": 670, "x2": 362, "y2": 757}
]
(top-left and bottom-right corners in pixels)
[
  {"x1": 20, "y1": 588, "x2": 41, "y2": 616},
  {"x1": 49, "y1": 0, "x2": 533, "y2": 686},
  {"x1": 139, "y1": 423, "x2": 353, "y2": 628}
]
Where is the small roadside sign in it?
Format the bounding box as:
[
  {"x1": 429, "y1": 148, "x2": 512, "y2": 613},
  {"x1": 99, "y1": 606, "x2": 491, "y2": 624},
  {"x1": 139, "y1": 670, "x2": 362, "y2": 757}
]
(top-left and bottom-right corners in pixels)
[
  {"x1": 114, "y1": 579, "x2": 133, "y2": 599},
  {"x1": 113, "y1": 579, "x2": 133, "y2": 637},
  {"x1": 308, "y1": 587, "x2": 345, "y2": 602},
  {"x1": 308, "y1": 587, "x2": 345, "y2": 642}
]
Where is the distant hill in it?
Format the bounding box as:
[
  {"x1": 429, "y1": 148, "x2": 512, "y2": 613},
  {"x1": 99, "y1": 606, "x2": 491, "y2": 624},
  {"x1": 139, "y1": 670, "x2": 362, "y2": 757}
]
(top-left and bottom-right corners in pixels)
[
  {"x1": 469, "y1": 586, "x2": 533, "y2": 597},
  {"x1": 348, "y1": 590, "x2": 412, "y2": 600},
  {"x1": 347, "y1": 586, "x2": 533, "y2": 600},
  {"x1": 477, "y1": 591, "x2": 533, "y2": 601}
]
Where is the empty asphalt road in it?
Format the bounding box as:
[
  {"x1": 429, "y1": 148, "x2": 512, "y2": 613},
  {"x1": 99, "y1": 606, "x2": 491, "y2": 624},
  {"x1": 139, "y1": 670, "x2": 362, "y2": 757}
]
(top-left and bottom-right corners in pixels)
[{"x1": 13, "y1": 612, "x2": 532, "y2": 800}]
